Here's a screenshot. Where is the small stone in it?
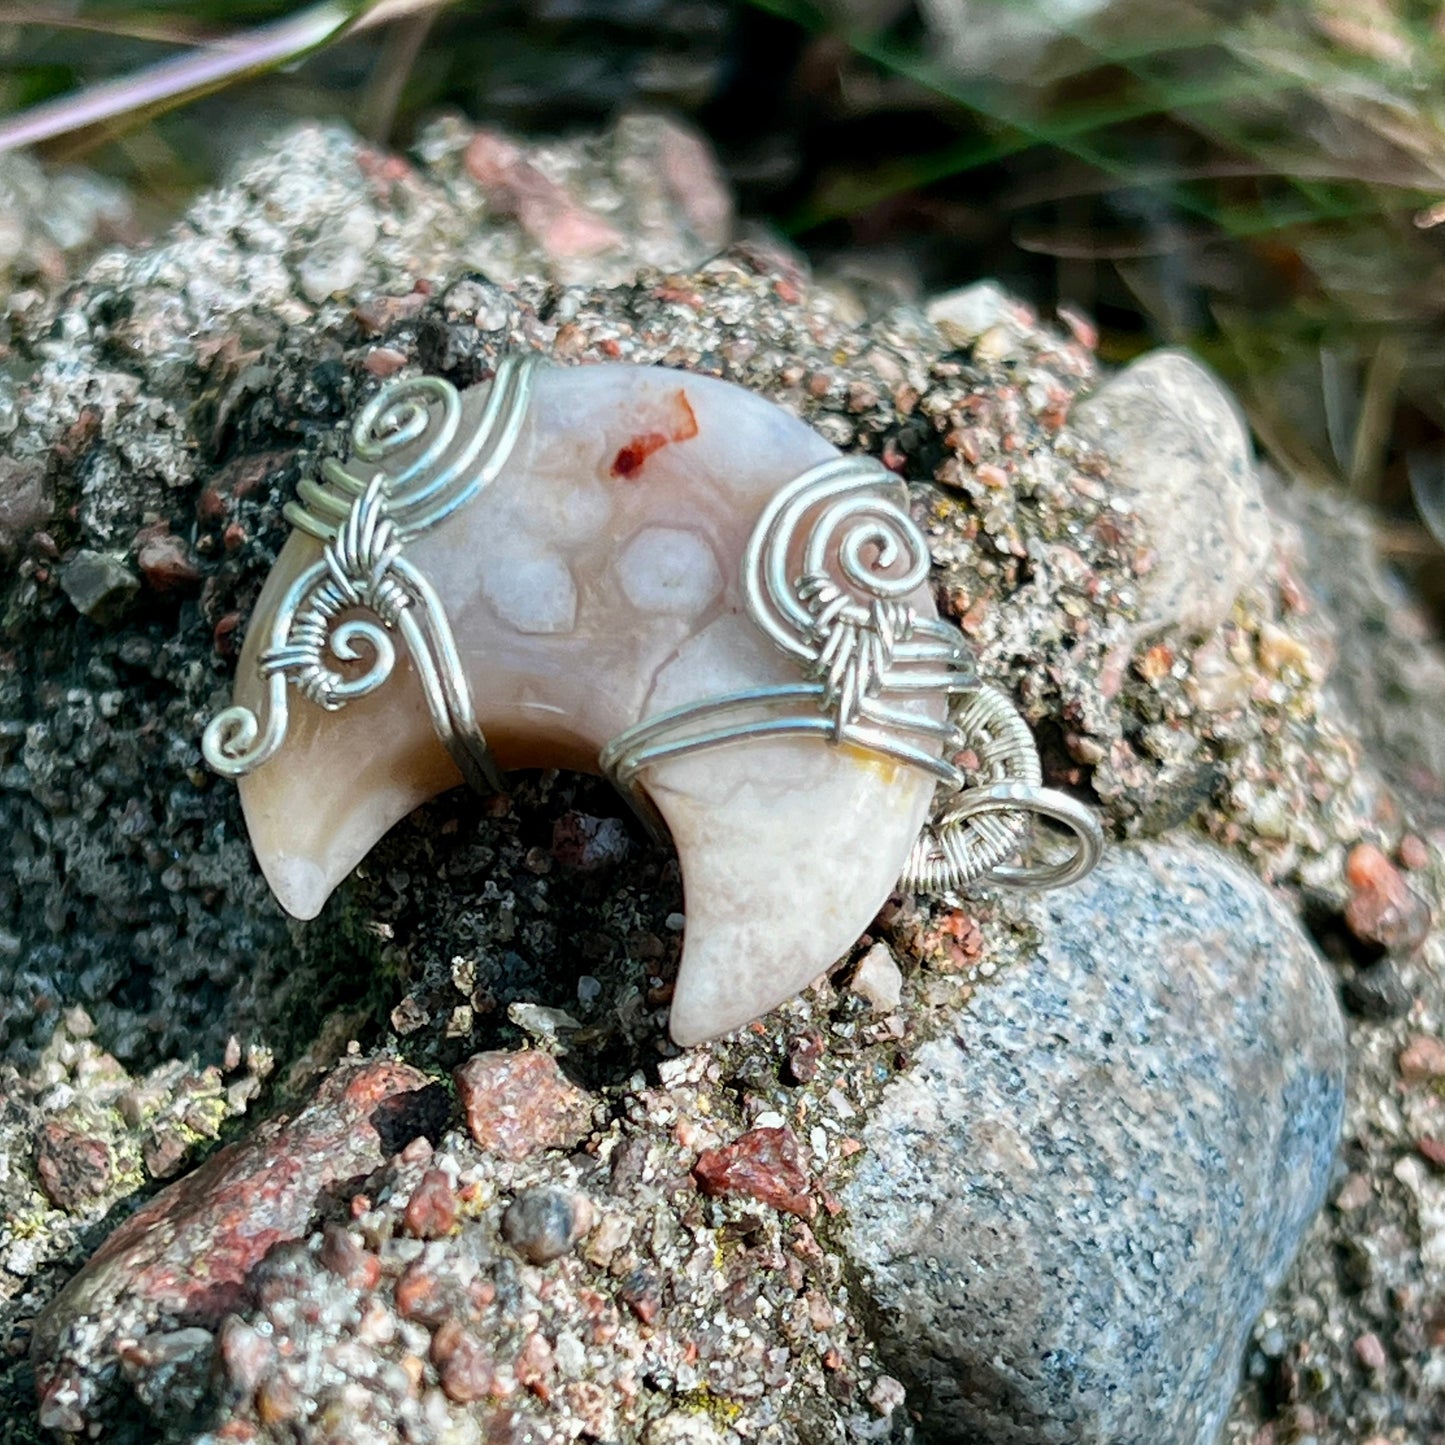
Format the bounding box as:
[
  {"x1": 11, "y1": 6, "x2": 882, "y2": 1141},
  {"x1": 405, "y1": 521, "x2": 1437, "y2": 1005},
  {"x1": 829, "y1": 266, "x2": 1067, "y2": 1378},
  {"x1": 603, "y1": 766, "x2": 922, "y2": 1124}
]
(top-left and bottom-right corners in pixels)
[
  {"x1": 465, "y1": 129, "x2": 622, "y2": 261},
  {"x1": 1342, "y1": 958, "x2": 1413, "y2": 1020},
  {"x1": 35, "y1": 1121, "x2": 112, "y2": 1211},
  {"x1": 618, "y1": 1266, "x2": 663, "y2": 1325},
  {"x1": 1416, "y1": 1136, "x2": 1445, "y2": 1170},
  {"x1": 1399, "y1": 1034, "x2": 1445, "y2": 1084},
  {"x1": 867, "y1": 1375, "x2": 907, "y2": 1417},
  {"x1": 142, "y1": 1126, "x2": 190, "y2": 1181},
  {"x1": 693, "y1": 1126, "x2": 816, "y2": 1220},
  {"x1": 403, "y1": 1168, "x2": 458, "y2": 1240},
  {"x1": 432, "y1": 1320, "x2": 497, "y2": 1404},
  {"x1": 1345, "y1": 843, "x2": 1432, "y2": 954},
  {"x1": 394, "y1": 1261, "x2": 450, "y2": 1325},
  {"x1": 501, "y1": 1187, "x2": 594, "y2": 1265},
  {"x1": 514, "y1": 1331, "x2": 555, "y2": 1398},
  {"x1": 926, "y1": 281, "x2": 1019, "y2": 348},
  {"x1": 455, "y1": 1050, "x2": 596, "y2": 1161},
  {"x1": 59, "y1": 548, "x2": 140, "y2": 622},
  {"x1": 218, "y1": 1317, "x2": 276, "y2": 1394},
  {"x1": 551, "y1": 811, "x2": 630, "y2": 871},
  {"x1": 786, "y1": 1029, "x2": 825, "y2": 1085},
  {"x1": 1353, "y1": 1331, "x2": 1388, "y2": 1372},
  {"x1": 0, "y1": 455, "x2": 51, "y2": 552},
  {"x1": 1334, "y1": 1173, "x2": 1373, "y2": 1212},
  {"x1": 850, "y1": 942, "x2": 903, "y2": 1013},
  {"x1": 255, "y1": 1372, "x2": 300, "y2": 1425},
  {"x1": 319, "y1": 1223, "x2": 380, "y2": 1289},
  {"x1": 134, "y1": 526, "x2": 200, "y2": 592},
  {"x1": 1399, "y1": 834, "x2": 1430, "y2": 871}
]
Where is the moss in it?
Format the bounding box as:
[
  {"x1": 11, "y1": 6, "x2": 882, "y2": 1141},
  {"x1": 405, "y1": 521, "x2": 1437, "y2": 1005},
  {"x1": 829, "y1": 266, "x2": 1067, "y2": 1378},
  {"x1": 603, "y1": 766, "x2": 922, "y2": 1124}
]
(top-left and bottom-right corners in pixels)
[{"x1": 675, "y1": 1386, "x2": 743, "y2": 1427}]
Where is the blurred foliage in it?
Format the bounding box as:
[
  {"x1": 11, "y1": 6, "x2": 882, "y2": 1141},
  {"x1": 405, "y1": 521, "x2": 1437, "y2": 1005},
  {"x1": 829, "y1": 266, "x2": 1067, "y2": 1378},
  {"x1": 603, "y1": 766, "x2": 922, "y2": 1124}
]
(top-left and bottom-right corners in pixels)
[{"x1": 0, "y1": 0, "x2": 1441, "y2": 609}]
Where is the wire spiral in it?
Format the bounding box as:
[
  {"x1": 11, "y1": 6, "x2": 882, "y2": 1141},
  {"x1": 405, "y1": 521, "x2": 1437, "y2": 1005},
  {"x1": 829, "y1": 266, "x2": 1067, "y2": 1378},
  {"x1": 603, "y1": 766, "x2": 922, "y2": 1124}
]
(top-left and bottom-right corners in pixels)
[
  {"x1": 201, "y1": 355, "x2": 542, "y2": 790},
  {"x1": 603, "y1": 452, "x2": 1103, "y2": 893}
]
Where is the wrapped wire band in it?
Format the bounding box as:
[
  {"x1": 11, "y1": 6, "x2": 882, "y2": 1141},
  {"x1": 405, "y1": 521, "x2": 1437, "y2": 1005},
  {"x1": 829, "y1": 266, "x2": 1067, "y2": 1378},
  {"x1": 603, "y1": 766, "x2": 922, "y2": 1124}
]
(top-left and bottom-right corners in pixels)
[
  {"x1": 601, "y1": 453, "x2": 1104, "y2": 893},
  {"x1": 200, "y1": 354, "x2": 543, "y2": 791}
]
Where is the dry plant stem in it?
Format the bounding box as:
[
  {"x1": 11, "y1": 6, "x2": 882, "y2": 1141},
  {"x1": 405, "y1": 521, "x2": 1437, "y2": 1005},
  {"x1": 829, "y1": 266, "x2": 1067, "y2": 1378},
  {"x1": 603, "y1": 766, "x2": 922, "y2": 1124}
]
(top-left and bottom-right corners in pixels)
[
  {"x1": 1348, "y1": 336, "x2": 1405, "y2": 497},
  {"x1": 357, "y1": 7, "x2": 438, "y2": 143},
  {"x1": 0, "y1": 0, "x2": 457, "y2": 155}
]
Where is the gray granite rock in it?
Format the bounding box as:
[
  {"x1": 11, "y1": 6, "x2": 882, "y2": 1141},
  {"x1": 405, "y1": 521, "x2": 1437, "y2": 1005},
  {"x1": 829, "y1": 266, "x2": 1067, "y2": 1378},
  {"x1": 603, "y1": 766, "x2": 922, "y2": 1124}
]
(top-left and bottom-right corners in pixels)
[{"x1": 843, "y1": 840, "x2": 1347, "y2": 1445}]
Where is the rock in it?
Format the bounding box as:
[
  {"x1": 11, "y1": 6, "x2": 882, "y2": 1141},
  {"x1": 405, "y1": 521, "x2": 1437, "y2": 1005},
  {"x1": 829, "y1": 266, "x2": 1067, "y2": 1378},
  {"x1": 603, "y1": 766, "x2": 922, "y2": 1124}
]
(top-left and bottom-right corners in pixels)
[
  {"x1": 843, "y1": 841, "x2": 1347, "y2": 1445},
  {"x1": 57, "y1": 548, "x2": 139, "y2": 622},
  {"x1": 849, "y1": 940, "x2": 903, "y2": 1013},
  {"x1": 1, "y1": 104, "x2": 1438, "y2": 1445},
  {"x1": 403, "y1": 1167, "x2": 459, "y2": 1240},
  {"x1": 1068, "y1": 349, "x2": 1271, "y2": 638},
  {"x1": 133, "y1": 524, "x2": 201, "y2": 593},
  {"x1": 0, "y1": 149, "x2": 135, "y2": 283},
  {"x1": 926, "y1": 280, "x2": 1029, "y2": 348},
  {"x1": 693, "y1": 1126, "x2": 817, "y2": 1220},
  {"x1": 34, "y1": 1121, "x2": 111, "y2": 1212},
  {"x1": 1344, "y1": 842, "x2": 1432, "y2": 954},
  {"x1": 0, "y1": 456, "x2": 51, "y2": 552},
  {"x1": 1399, "y1": 1033, "x2": 1445, "y2": 1084},
  {"x1": 551, "y1": 811, "x2": 631, "y2": 871},
  {"x1": 32, "y1": 1059, "x2": 432, "y2": 1433},
  {"x1": 466, "y1": 129, "x2": 625, "y2": 260},
  {"x1": 455, "y1": 1050, "x2": 597, "y2": 1161},
  {"x1": 1341, "y1": 957, "x2": 1413, "y2": 1021},
  {"x1": 500, "y1": 1186, "x2": 595, "y2": 1265}
]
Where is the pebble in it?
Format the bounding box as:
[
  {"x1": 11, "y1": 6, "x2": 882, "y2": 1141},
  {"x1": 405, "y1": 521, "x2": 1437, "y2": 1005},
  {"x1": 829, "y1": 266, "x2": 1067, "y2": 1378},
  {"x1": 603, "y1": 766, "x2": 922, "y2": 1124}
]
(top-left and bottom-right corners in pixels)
[
  {"x1": 133, "y1": 526, "x2": 200, "y2": 592},
  {"x1": 1352, "y1": 1332, "x2": 1388, "y2": 1372},
  {"x1": 1344, "y1": 842, "x2": 1432, "y2": 954},
  {"x1": 58, "y1": 548, "x2": 139, "y2": 622},
  {"x1": 926, "y1": 281, "x2": 1023, "y2": 347},
  {"x1": 1341, "y1": 958, "x2": 1413, "y2": 1021},
  {"x1": 693, "y1": 1126, "x2": 816, "y2": 1221},
  {"x1": 454, "y1": 1050, "x2": 596, "y2": 1161},
  {"x1": 403, "y1": 1169, "x2": 459, "y2": 1240},
  {"x1": 551, "y1": 811, "x2": 631, "y2": 871},
  {"x1": 320, "y1": 1223, "x2": 381, "y2": 1290},
  {"x1": 1398, "y1": 1033, "x2": 1445, "y2": 1084},
  {"x1": 501, "y1": 1186, "x2": 594, "y2": 1265},
  {"x1": 0, "y1": 455, "x2": 52, "y2": 552},
  {"x1": 34, "y1": 1120, "x2": 112, "y2": 1211},
  {"x1": 849, "y1": 941, "x2": 903, "y2": 1013},
  {"x1": 843, "y1": 842, "x2": 1346, "y2": 1445}
]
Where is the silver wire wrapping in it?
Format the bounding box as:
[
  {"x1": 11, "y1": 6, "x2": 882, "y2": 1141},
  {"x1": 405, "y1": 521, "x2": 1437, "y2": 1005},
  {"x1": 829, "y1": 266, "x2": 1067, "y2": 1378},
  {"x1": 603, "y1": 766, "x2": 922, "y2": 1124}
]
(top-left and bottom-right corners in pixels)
[
  {"x1": 200, "y1": 353, "x2": 543, "y2": 793},
  {"x1": 599, "y1": 453, "x2": 1103, "y2": 893}
]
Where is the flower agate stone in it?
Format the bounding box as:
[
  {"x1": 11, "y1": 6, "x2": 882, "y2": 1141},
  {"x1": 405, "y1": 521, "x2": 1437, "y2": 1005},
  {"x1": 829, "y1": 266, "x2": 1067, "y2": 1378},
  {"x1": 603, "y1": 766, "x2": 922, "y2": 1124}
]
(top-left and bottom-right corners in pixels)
[{"x1": 233, "y1": 364, "x2": 942, "y2": 1045}]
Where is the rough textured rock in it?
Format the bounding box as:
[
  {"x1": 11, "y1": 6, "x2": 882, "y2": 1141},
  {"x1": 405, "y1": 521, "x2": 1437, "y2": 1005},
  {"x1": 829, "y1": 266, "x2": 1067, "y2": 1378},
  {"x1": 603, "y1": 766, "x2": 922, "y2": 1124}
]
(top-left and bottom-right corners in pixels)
[
  {"x1": 32, "y1": 1059, "x2": 435, "y2": 1434},
  {"x1": 454, "y1": 1050, "x2": 598, "y2": 1162},
  {"x1": 0, "y1": 112, "x2": 1440, "y2": 1445},
  {"x1": 28, "y1": 1045, "x2": 906, "y2": 1444},
  {"x1": 845, "y1": 841, "x2": 1347, "y2": 1445}
]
